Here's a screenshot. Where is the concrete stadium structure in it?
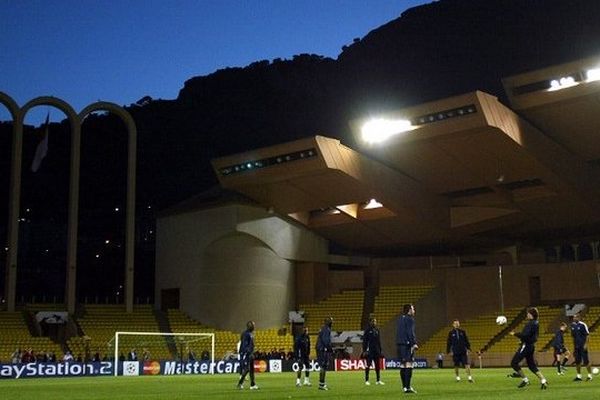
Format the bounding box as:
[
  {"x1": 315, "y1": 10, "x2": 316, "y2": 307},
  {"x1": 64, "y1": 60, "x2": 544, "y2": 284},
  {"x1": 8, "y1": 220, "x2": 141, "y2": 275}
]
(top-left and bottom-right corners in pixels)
[{"x1": 155, "y1": 56, "x2": 600, "y2": 363}]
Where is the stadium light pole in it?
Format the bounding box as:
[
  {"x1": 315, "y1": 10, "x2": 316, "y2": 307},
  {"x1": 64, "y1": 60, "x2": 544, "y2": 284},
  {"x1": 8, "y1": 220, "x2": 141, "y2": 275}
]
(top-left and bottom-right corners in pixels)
[{"x1": 498, "y1": 265, "x2": 505, "y2": 316}]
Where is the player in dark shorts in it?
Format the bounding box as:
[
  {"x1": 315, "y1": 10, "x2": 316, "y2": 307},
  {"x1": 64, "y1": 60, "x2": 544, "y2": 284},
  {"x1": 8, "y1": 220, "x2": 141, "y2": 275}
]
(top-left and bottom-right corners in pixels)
[
  {"x1": 551, "y1": 322, "x2": 570, "y2": 375},
  {"x1": 396, "y1": 304, "x2": 417, "y2": 394},
  {"x1": 446, "y1": 319, "x2": 473, "y2": 382},
  {"x1": 294, "y1": 326, "x2": 311, "y2": 387},
  {"x1": 509, "y1": 307, "x2": 548, "y2": 390},
  {"x1": 571, "y1": 312, "x2": 593, "y2": 381},
  {"x1": 362, "y1": 317, "x2": 384, "y2": 385},
  {"x1": 237, "y1": 321, "x2": 258, "y2": 390},
  {"x1": 316, "y1": 317, "x2": 333, "y2": 390}
]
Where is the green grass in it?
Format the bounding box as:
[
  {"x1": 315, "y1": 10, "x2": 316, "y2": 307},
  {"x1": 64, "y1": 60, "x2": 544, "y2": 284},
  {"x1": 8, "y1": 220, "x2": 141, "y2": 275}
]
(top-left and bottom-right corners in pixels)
[{"x1": 1, "y1": 368, "x2": 596, "y2": 400}]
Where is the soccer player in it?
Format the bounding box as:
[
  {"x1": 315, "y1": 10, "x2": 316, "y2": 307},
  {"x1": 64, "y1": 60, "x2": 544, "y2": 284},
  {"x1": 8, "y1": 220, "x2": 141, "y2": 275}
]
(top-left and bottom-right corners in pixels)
[
  {"x1": 551, "y1": 322, "x2": 570, "y2": 375},
  {"x1": 294, "y1": 326, "x2": 311, "y2": 387},
  {"x1": 571, "y1": 312, "x2": 593, "y2": 381},
  {"x1": 237, "y1": 321, "x2": 258, "y2": 390},
  {"x1": 446, "y1": 319, "x2": 473, "y2": 382},
  {"x1": 316, "y1": 317, "x2": 333, "y2": 390},
  {"x1": 362, "y1": 317, "x2": 384, "y2": 385},
  {"x1": 396, "y1": 304, "x2": 418, "y2": 394},
  {"x1": 509, "y1": 307, "x2": 548, "y2": 389}
]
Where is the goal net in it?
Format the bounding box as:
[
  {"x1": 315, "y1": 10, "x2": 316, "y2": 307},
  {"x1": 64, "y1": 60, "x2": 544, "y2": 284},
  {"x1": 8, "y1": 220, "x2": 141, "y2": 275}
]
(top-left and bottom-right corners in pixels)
[{"x1": 110, "y1": 331, "x2": 215, "y2": 376}]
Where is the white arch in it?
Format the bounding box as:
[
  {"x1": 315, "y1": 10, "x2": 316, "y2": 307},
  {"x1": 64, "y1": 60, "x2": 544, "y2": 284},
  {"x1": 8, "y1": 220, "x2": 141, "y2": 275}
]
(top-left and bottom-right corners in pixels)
[
  {"x1": 79, "y1": 102, "x2": 137, "y2": 313},
  {"x1": 2, "y1": 94, "x2": 137, "y2": 314},
  {"x1": 0, "y1": 91, "x2": 21, "y2": 311}
]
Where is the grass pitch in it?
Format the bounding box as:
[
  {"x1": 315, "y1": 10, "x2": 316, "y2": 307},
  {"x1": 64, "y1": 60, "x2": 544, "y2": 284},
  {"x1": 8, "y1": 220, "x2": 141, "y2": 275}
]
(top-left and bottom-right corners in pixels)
[{"x1": 1, "y1": 368, "x2": 596, "y2": 400}]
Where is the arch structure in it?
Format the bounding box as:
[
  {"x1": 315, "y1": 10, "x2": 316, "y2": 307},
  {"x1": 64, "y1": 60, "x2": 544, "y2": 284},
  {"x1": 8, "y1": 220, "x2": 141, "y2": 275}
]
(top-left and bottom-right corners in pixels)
[{"x1": 1, "y1": 92, "x2": 137, "y2": 313}]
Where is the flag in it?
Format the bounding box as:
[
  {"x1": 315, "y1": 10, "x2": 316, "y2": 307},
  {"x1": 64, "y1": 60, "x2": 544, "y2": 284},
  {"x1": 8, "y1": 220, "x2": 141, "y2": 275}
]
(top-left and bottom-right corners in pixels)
[{"x1": 31, "y1": 112, "x2": 49, "y2": 172}]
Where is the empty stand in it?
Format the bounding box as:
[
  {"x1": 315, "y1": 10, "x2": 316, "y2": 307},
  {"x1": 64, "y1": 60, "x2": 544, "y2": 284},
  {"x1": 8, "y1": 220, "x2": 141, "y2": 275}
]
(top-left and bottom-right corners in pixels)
[
  {"x1": 372, "y1": 285, "x2": 434, "y2": 326},
  {"x1": 167, "y1": 309, "x2": 294, "y2": 360},
  {"x1": 68, "y1": 304, "x2": 170, "y2": 360},
  {"x1": 418, "y1": 307, "x2": 523, "y2": 359},
  {"x1": 299, "y1": 289, "x2": 364, "y2": 333},
  {"x1": 0, "y1": 311, "x2": 62, "y2": 363}
]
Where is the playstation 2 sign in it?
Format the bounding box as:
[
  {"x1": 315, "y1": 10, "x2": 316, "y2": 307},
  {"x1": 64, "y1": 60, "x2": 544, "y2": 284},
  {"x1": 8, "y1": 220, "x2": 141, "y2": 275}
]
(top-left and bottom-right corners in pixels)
[{"x1": 0, "y1": 362, "x2": 113, "y2": 379}]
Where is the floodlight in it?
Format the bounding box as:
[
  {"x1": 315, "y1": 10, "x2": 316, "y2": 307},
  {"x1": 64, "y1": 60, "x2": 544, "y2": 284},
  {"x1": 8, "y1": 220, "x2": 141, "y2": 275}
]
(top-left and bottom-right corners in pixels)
[
  {"x1": 586, "y1": 67, "x2": 600, "y2": 82},
  {"x1": 364, "y1": 199, "x2": 383, "y2": 209},
  {"x1": 548, "y1": 76, "x2": 578, "y2": 91},
  {"x1": 361, "y1": 118, "x2": 413, "y2": 144}
]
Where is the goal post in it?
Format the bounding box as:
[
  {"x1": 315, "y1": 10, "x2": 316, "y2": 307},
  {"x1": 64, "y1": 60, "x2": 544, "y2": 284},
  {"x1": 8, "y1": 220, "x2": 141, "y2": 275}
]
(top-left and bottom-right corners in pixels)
[{"x1": 112, "y1": 331, "x2": 215, "y2": 376}]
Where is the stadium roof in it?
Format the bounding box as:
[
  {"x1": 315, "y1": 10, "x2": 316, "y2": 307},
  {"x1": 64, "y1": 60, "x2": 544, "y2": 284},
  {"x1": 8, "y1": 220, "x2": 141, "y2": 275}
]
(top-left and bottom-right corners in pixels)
[{"x1": 212, "y1": 57, "x2": 600, "y2": 255}]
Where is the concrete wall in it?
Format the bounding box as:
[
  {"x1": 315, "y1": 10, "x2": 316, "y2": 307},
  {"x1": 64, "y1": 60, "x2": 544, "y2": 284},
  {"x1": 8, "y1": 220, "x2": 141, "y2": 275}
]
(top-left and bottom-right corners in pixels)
[
  {"x1": 156, "y1": 203, "x2": 329, "y2": 331},
  {"x1": 200, "y1": 233, "x2": 294, "y2": 330},
  {"x1": 378, "y1": 261, "x2": 600, "y2": 322},
  {"x1": 328, "y1": 270, "x2": 364, "y2": 293},
  {"x1": 295, "y1": 262, "x2": 329, "y2": 305}
]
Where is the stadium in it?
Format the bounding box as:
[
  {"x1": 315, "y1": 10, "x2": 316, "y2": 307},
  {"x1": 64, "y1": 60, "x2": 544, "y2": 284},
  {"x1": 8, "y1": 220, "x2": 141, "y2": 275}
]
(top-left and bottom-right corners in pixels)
[{"x1": 3, "y1": 12, "x2": 600, "y2": 400}]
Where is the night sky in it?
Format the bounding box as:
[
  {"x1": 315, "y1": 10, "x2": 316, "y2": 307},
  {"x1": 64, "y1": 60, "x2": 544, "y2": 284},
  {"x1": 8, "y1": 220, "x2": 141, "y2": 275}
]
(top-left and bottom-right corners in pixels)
[
  {"x1": 1, "y1": 0, "x2": 432, "y2": 302},
  {"x1": 1, "y1": 0, "x2": 431, "y2": 125}
]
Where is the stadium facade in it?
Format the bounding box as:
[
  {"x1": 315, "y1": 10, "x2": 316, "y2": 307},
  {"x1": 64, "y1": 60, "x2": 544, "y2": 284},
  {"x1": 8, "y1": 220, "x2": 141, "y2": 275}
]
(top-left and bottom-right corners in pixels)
[{"x1": 156, "y1": 55, "x2": 600, "y2": 362}]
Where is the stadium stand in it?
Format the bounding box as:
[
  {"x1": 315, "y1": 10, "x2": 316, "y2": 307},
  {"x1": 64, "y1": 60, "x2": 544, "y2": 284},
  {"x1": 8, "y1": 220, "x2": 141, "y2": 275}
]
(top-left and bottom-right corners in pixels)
[
  {"x1": 298, "y1": 289, "x2": 364, "y2": 333},
  {"x1": 582, "y1": 305, "x2": 600, "y2": 350},
  {"x1": 372, "y1": 285, "x2": 434, "y2": 325},
  {"x1": 418, "y1": 307, "x2": 524, "y2": 359},
  {"x1": 0, "y1": 311, "x2": 62, "y2": 363},
  {"x1": 67, "y1": 304, "x2": 170, "y2": 360},
  {"x1": 167, "y1": 308, "x2": 294, "y2": 360},
  {"x1": 167, "y1": 308, "x2": 235, "y2": 360}
]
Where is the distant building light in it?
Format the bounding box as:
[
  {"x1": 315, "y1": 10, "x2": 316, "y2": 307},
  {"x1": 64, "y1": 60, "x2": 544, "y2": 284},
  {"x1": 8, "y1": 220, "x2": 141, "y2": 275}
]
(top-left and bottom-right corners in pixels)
[
  {"x1": 105, "y1": 240, "x2": 110, "y2": 244},
  {"x1": 364, "y1": 199, "x2": 383, "y2": 209},
  {"x1": 586, "y1": 67, "x2": 600, "y2": 82},
  {"x1": 95, "y1": 254, "x2": 100, "y2": 258},
  {"x1": 114, "y1": 207, "x2": 120, "y2": 212},
  {"x1": 361, "y1": 118, "x2": 413, "y2": 144},
  {"x1": 26, "y1": 208, "x2": 31, "y2": 213}
]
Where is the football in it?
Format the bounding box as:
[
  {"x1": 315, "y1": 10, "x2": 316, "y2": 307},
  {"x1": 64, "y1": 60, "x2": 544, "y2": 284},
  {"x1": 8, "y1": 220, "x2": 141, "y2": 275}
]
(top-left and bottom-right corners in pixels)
[
  {"x1": 496, "y1": 315, "x2": 507, "y2": 325},
  {"x1": 593, "y1": 367, "x2": 599, "y2": 375}
]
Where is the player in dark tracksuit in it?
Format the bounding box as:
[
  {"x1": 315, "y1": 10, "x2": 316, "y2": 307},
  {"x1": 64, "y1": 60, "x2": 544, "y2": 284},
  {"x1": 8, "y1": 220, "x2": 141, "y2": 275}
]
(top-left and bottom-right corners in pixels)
[
  {"x1": 362, "y1": 317, "x2": 384, "y2": 385},
  {"x1": 237, "y1": 321, "x2": 258, "y2": 390},
  {"x1": 294, "y1": 327, "x2": 311, "y2": 386},
  {"x1": 316, "y1": 317, "x2": 333, "y2": 390},
  {"x1": 571, "y1": 312, "x2": 593, "y2": 381},
  {"x1": 509, "y1": 307, "x2": 548, "y2": 389},
  {"x1": 396, "y1": 304, "x2": 417, "y2": 394},
  {"x1": 551, "y1": 322, "x2": 570, "y2": 374},
  {"x1": 446, "y1": 319, "x2": 473, "y2": 382}
]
